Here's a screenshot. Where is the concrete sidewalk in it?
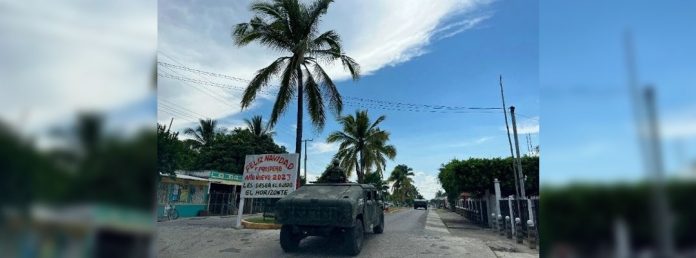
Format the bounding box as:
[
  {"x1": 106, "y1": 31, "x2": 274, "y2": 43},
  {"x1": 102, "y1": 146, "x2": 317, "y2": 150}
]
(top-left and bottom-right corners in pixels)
[
  {"x1": 435, "y1": 209, "x2": 539, "y2": 258},
  {"x1": 424, "y1": 210, "x2": 498, "y2": 258}
]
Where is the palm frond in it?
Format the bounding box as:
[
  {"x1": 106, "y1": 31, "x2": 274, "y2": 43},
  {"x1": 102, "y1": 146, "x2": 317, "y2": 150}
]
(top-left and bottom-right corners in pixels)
[
  {"x1": 302, "y1": 65, "x2": 325, "y2": 130},
  {"x1": 340, "y1": 54, "x2": 360, "y2": 80},
  {"x1": 311, "y1": 61, "x2": 342, "y2": 115},
  {"x1": 269, "y1": 56, "x2": 299, "y2": 126},
  {"x1": 241, "y1": 57, "x2": 289, "y2": 109}
]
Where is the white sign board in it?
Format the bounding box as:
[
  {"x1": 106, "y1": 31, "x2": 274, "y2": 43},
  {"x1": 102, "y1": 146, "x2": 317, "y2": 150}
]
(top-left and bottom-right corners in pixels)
[
  {"x1": 241, "y1": 153, "x2": 299, "y2": 198},
  {"x1": 236, "y1": 153, "x2": 299, "y2": 228}
]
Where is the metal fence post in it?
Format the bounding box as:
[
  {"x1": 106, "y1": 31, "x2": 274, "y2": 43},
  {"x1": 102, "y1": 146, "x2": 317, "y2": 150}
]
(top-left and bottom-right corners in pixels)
[
  {"x1": 527, "y1": 220, "x2": 537, "y2": 249},
  {"x1": 498, "y1": 214, "x2": 504, "y2": 236},
  {"x1": 505, "y1": 216, "x2": 512, "y2": 239},
  {"x1": 494, "y1": 178, "x2": 502, "y2": 217},
  {"x1": 527, "y1": 198, "x2": 535, "y2": 226},
  {"x1": 479, "y1": 200, "x2": 488, "y2": 225},
  {"x1": 515, "y1": 217, "x2": 523, "y2": 244},
  {"x1": 491, "y1": 213, "x2": 497, "y2": 231},
  {"x1": 507, "y1": 196, "x2": 515, "y2": 237}
]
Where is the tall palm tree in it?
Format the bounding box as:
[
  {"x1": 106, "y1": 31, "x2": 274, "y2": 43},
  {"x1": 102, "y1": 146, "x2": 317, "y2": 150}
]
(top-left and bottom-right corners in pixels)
[
  {"x1": 184, "y1": 118, "x2": 218, "y2": 148},
  {"x1": 233, "y1": 0, "x2": 360, "y2": 181},
  {"x1": 244, "y1": 115, "x2": 275, "y2": 137},
  {"x1": 327, "y1": 110, "x2": 397, "y2": 183},
  {"x1": 364, "y1": 172, "x2": 389, "y2": 195},
  {"x1": 388, "y1": 164, "x2": 415, "y2": 203}
]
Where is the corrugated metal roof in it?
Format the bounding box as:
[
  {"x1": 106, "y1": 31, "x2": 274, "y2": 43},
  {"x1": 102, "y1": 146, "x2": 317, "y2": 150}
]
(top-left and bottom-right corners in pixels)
[{"x1": 159, "y1": 173, "x2": 209, "y2": 182}]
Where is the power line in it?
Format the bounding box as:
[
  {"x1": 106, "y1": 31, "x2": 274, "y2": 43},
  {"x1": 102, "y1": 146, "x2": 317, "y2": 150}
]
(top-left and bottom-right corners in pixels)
[
  {"x1": 158, "y1": 61, "x2": 251, "y2": 83},
  {"x1": 158, "y1": 52, "x2": 238, "y2": 107},
  {"x1": 159, "y1": 67, "x2": 237, "y2": 108},
  {"x1": 158, "y1": 71, "x2": 501, "y2": 114},
  {"x1": 158, "y1": 106, "x2": 197, "y2": 121},
  {"x1": 157, "y1": 61, "x2": 503, "y2": 112},
  {"x1": 344, "y1": 101, "x2": 501, "y2": 114},
  {"x1": 159, "y1": 100, "x2": 209, "y2": 120}
]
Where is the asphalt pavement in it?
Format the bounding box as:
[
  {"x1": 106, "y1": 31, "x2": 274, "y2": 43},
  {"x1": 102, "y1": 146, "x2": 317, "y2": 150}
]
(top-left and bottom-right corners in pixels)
[{"x1": 156, "y1": 208, "x2": 498, "y2": 257}]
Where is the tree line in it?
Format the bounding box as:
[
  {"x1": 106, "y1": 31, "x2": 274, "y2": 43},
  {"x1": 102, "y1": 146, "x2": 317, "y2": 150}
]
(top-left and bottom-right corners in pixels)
[
  {"x1": 1, "y1": 114, "x2": 155, "y2": 210},
  {"x1": 158, "y1": 115, "x2": 287, "y2": 176},
  {"x1": 438, "y1": 156, "x2": 539, "y2": 207}
]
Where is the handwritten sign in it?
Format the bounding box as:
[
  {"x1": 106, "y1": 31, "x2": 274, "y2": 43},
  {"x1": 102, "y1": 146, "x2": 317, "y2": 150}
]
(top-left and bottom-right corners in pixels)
[{"x1": 241, "y1": 153, "x2": 298, "y2": 198}]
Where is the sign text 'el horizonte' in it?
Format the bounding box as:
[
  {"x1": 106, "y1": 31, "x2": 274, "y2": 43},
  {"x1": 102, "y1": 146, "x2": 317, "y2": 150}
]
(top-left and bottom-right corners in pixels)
[{"x1": 241, "y1": 153, "x2": 298, "y2": 198}]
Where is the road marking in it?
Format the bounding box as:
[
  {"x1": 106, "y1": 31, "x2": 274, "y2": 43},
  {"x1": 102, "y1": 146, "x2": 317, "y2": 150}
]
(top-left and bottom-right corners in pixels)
[{"x1": 425, "y1": 210, "x2": 450, "y2": 234}]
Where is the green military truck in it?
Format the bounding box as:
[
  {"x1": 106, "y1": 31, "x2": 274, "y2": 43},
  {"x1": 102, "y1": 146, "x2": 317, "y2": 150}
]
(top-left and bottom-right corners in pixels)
[
  {"x1": 413, "y1": 199, "x2": 428, "y2": 210},
  {"x1": 275, "y1": 183, "x2": 385, "y2": 256}
]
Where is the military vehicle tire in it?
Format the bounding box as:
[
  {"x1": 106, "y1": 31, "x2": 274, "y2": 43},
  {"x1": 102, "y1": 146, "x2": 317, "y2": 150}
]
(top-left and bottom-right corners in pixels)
[
  {"x1": 345, "y1": 219, "x2": 364, "y2": 256},
  {"x1": 373, "y1": 214, "x2": 384, "y2": 234},
  {"x1": 280, "y1": 225, "x2": 301, "y2": 252}
]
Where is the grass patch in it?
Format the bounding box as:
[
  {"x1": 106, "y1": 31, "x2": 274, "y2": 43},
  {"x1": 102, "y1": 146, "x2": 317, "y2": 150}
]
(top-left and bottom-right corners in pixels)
[{"x1": 245, "y1": 216, "x2": 278, "y2": 224}]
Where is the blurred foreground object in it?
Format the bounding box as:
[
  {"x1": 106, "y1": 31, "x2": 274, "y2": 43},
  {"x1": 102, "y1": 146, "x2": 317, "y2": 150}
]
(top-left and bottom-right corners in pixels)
[
  {"x1": 0, "y1": 0, "x2": 156, "y2": 257},
  {"x1": 2, "y1": 204, "x2": 152, "y2": 258},
  {"x1": 540, "y1": 1, "x2": 696, "y2": 257}
]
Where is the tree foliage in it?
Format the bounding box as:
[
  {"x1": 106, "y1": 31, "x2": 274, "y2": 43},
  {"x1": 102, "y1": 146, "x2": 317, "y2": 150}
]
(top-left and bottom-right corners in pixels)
[
  {"x1": 2, "y1": 114, "x2": 155, "y2": 210},
  {"x1": 233, "y1": 0, "x2": 360, "y2": 159},
  {"x1": 244, "y1": 115, "x2": 275, "y2": 137},
  {"x1": 158, "y1": 117, "x2": 288, "y2": 175},
  {"x1": 437, "y1": 156, "x2": 539, "y2": 207},
  {"x1": 541, "y1": 181, "x2": 696, "y2": 256},
  {"x1": 184, "y1": 118, "x2": 220, "y2": 148},
  {"x1": 195, "y1": 128, "x2": 287, "y2": 173},
  {"x1": 327, "y1": 110, "x2": 396, "y2": 183},
  {"x1": 387, "y1": 164, "x2": 419, "y2": 204},
  {"x1": 364, "y1": 171, "x2": 389, "y2": 198}
]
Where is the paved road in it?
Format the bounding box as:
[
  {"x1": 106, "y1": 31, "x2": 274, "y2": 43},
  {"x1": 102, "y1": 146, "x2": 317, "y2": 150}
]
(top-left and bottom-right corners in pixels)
[{"x1": 157, "y1": 208, "x2": 497, "y2": 257}]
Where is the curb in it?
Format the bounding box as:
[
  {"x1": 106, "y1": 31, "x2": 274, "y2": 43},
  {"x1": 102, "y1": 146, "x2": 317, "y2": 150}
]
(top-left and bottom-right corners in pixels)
[{"x1": 241, "y1": 219, "x2": 282, "y2": 229}]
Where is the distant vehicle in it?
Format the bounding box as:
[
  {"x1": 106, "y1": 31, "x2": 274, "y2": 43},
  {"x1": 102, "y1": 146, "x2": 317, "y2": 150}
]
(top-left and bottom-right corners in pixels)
[
  {"x1": 413, "y1": 199, "x2": 428, "y2": 210},
  {"x1": 275, "y1": 183, "x2": 384, "y2": 256}
]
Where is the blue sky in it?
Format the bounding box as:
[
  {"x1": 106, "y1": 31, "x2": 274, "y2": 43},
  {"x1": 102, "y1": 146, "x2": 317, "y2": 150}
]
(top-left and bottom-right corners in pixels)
[
  {"x1": 158, "y1": 0, "x2": 539, "y2": 199},
  {"x1": 540, "y1": 1, "x2": 696, "y2": 185}
]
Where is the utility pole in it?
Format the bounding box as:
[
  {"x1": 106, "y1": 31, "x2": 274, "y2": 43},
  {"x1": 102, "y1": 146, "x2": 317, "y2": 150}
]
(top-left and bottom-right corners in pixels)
[
  {"x1": 302, "y1": 139, "x2": 313, "y2": 186},
  {"x1": 624, "y1": 32, "x2": 673, "y2": 257},
  {"x1": 644, "y1": 87, "x2": 674, "y2": 257},
  {"x1": 499, "y1": 75, "x2": 522, "y2": 217},
  {"x1": 509, "y1": 106, "x2": 526, "y2": 198},
  {"x1": 167, "y1": 117, "x2": 174, "y2": 134}
]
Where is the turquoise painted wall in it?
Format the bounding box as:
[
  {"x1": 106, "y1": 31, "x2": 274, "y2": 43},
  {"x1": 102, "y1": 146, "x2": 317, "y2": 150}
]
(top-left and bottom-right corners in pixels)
[{"x1": 158, "y1": 204, "x2": 207, "y2": 218}]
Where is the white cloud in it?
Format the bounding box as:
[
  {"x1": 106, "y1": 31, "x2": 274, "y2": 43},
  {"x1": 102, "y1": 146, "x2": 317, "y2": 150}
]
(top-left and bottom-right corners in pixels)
[
  {"x1": 661, "y1": 106, "x2": 696, "y2": 139},
  {"x1": 0, "y1": 1, "x2": 156, "y2": 136},
  {"x1": 157, "y1": 0, "x2": 493, "y2": 126},
  {"x1": 309, "y1": 141, "x2": 340, "y2": 154},
  {"x1": 501, "y1": 117, "x2": 539, "y2": 134},
  {"x1": 662, "y1": 121, "x2": 696, "y2": 139},
  {"x1": 433, "y1": 15, "x2": 491, "y2": 40},
  {"x1": 447, "y1": 136, "x2": 494, "y2": 147},
  {"x1": 412, "y1": 171, "x2": 443, "y2": 200}
]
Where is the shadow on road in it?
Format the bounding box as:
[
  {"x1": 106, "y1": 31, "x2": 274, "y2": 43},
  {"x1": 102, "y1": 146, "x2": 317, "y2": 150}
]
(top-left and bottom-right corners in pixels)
[{"x1": 287, "y1": 234, "x2": 379, "y2": 257}]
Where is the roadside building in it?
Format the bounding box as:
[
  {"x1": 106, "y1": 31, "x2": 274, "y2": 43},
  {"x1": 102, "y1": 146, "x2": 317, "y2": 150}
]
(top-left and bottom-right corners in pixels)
[
  {"x1": 182, "y1": 170, "x2": 243, "y2": 215},
  {"x1": 157, "y1": 173, "x2": 209, "y2": 218}
]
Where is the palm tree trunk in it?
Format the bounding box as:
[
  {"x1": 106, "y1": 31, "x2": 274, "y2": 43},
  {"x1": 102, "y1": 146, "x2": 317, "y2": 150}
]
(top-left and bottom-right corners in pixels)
[
  {"x1": 295, "y1": 66, "x2": 303, "y2": 187},
  {"x1": 354, "y1": 158, "x2": 361, "y2": 183},
  {"x1": 359, "y1": 150, "x2": 368, "y2": 184}
]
